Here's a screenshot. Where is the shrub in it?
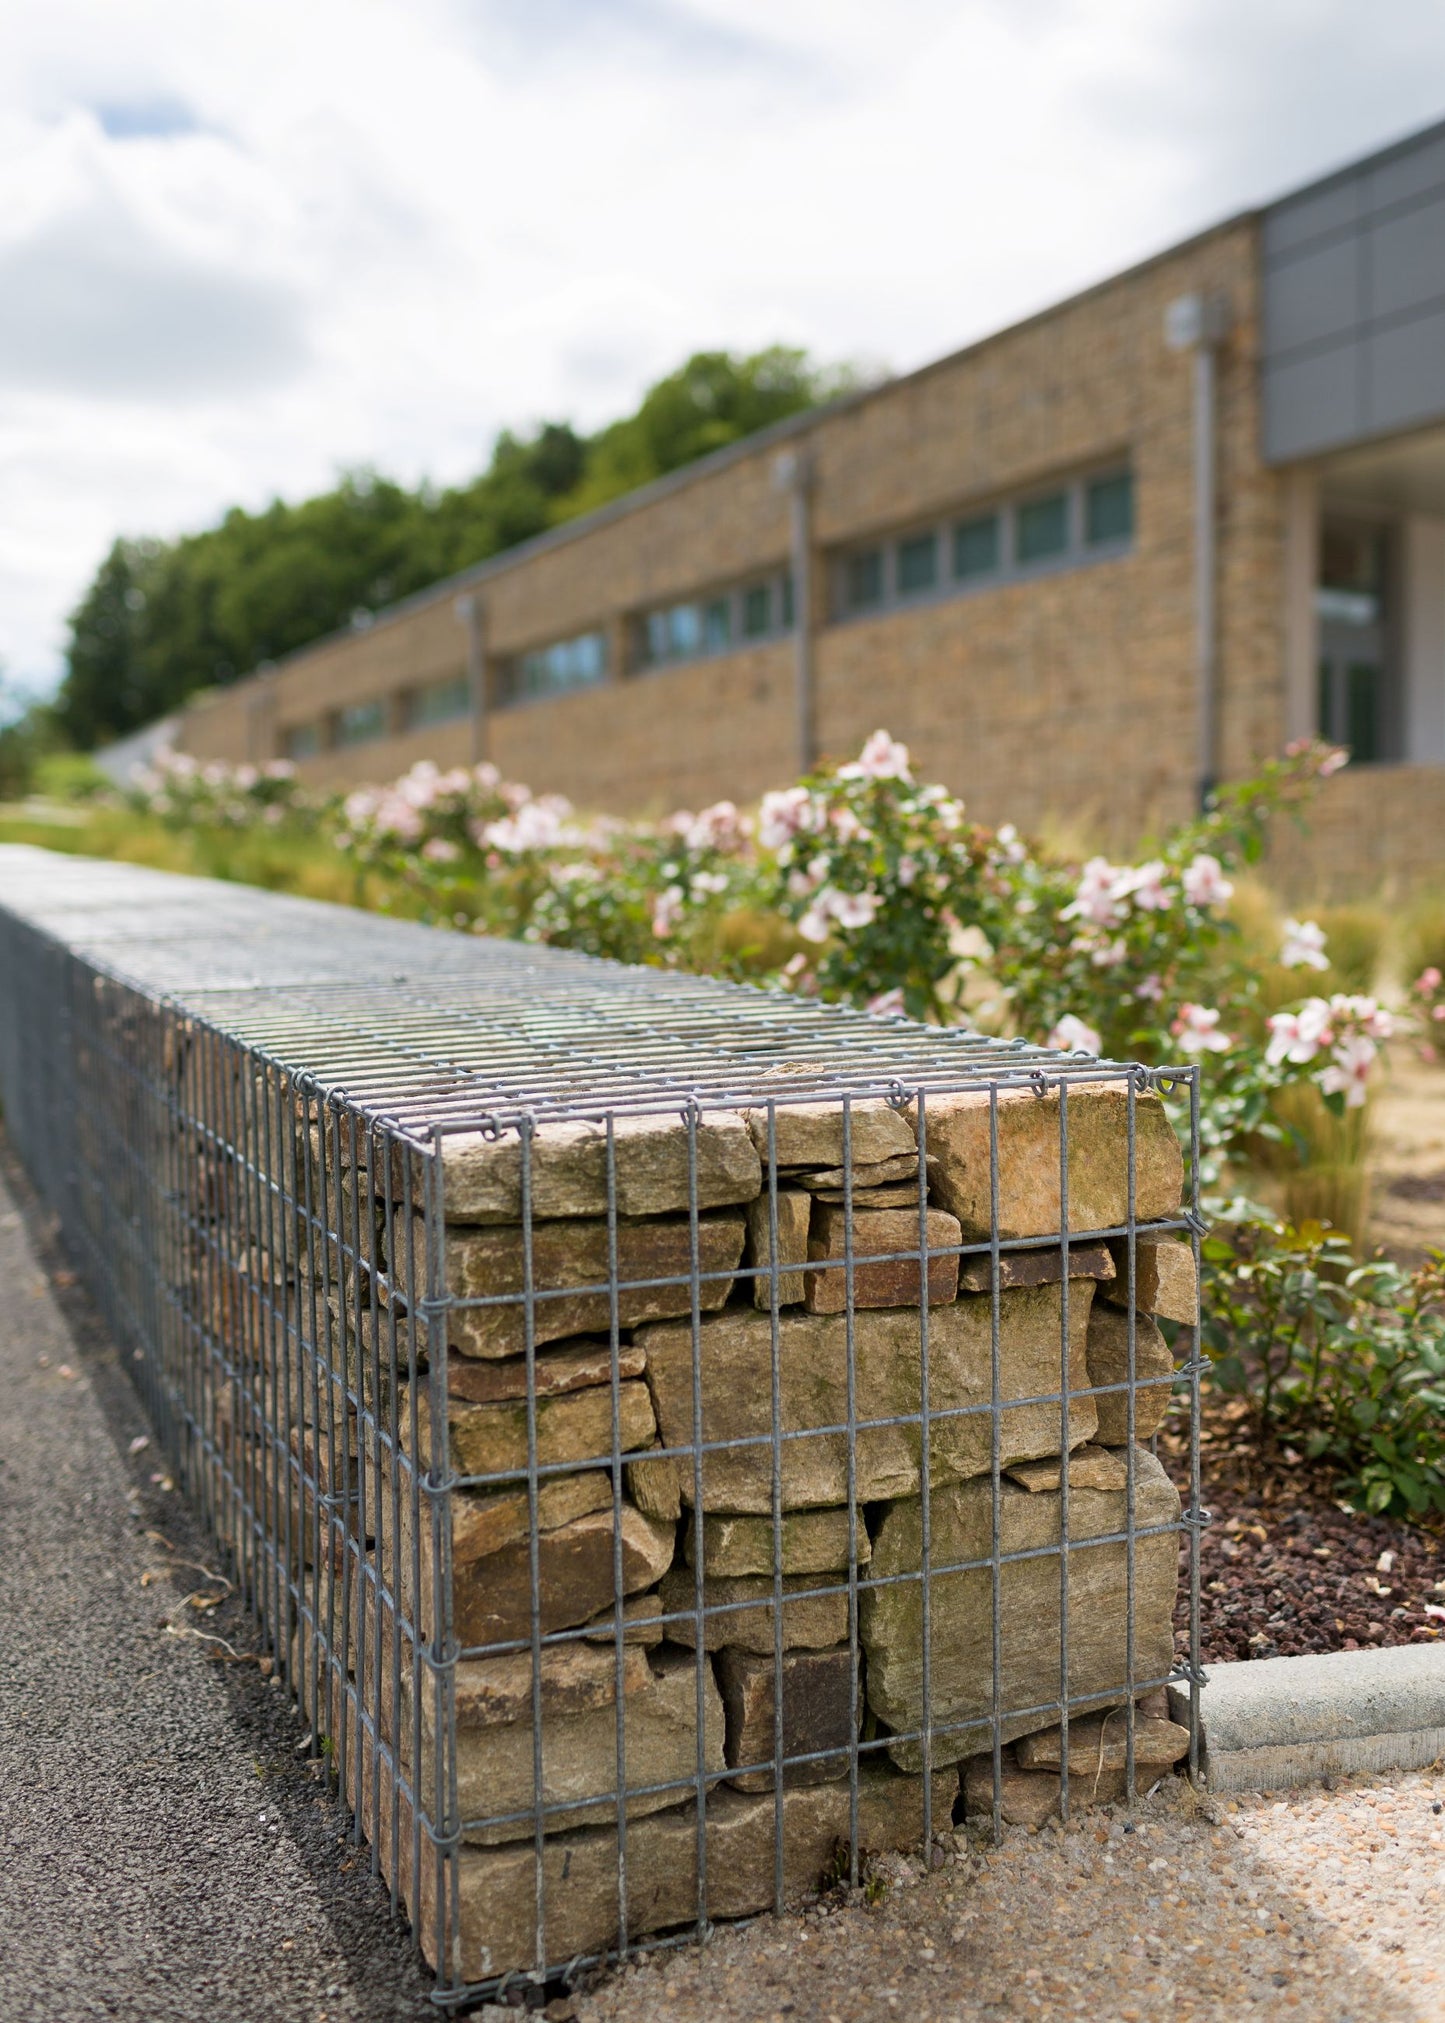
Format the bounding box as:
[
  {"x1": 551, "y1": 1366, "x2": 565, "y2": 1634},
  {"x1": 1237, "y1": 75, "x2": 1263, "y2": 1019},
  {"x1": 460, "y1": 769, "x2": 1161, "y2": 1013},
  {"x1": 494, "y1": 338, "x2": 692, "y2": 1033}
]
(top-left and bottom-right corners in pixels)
[{"x1": 1202, "y1": 1218, "x2": 1445, "y2": 1517}]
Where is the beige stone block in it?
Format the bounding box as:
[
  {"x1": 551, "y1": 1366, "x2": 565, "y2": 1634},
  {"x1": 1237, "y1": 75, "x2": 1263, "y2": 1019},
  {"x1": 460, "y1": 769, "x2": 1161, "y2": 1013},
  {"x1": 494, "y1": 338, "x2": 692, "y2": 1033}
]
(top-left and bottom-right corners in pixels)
[
  {"x1": 912, "y1": 1082, "x2": 1183, "y2": 1240},
  {"x1": 860, "y1": 1446, "x2": 1180, "y2": 1770},
  {"x1": 640, "y1": 1284, "x2": 1097, "y2": 1515},
  {"x1": 407, "y1": 1211, "x2": 745, "y2": 1358},
  {"x1": 428, "y1": 1646, "x2": 725, "y2": 1844},
  {"x1": 804, "y1": 1203, "x2": 961, "y2": 1312},
  {"x1": 1102, "y1": 1233, "x2": 1198, "y2": 1324},
  {"x1": 794, "y1": 1153, "x2": 920, "y2": 1192},
  {"x1": 396, "y1": 1110, "x2": 762, "y2": 1222},
  {"x1": 745, "y1": 1099, "x2": 916, "y2": 1170},
  {"x1": 409, "y1": 1762, "x2": 959, "y2": 1980},
  {"x1": 960, "y1": 1752, "x2": 1128, "y2": 1827},
  {"x1": 625, "y1": 1442, "x2": 683, "y2": 1524},
  {"x1": 452, "y1": 1503, "x2": 676, "y2": 1651},
  {"x1": 1085, "y1": 1303, "x2": 1176, "y2": 1445},
  {"x1": 410, "y1": 1377, "x2": 655, "y2": 1483},
  {"x1": 956, "y1": 1241, "x2": 1115, "y2": 1294},
  {"x1": 1015, "y1": 1710, "x2": 1190, "y2": 1774},
  {"x1": 444, "y1": 1341, "x2": 646, "y2": 1404},
  {"x1": 686, "y1": 1507, "x2": 870, "y2": 1577},
  {"x1": 657, "y1": 1565, "x2": 849, "y2": 1653},
  {"x1": 744, "y1": 1187, "x2": 810, "y2": 1307},
  {"x1": 1004, "y1": 1444, "x2": 1131, "y2": 1494}
]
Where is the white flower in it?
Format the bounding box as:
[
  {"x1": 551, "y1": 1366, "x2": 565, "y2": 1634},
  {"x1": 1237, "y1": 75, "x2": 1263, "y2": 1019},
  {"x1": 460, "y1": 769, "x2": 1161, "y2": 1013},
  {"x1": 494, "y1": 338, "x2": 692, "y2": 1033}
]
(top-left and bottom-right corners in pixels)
[
  {"x1": 796, "y1": 901, "x2": 833, "y2": 944},
  {"x1": 829, "y1": 888, "x2": 880, "y2": 931},
  {"x1": 1330, "y1": 993, "x2": 1394, "y2": 1041},
  {"x1": 1318, "y1": 1034, "x2": 1377, "y2": 1107},
  {"x1": 758, "y1": 786, "x2": 814, "y2": 849},
  {"x1": 994, "y1": 822, "x2": 1028, "y2": 866},
  {"x1": 685, "y1": 800, "x2": 744, "y2": 853},
  {"x1": 1111, "y1": 859, "x2": 1173, "y2": 912},
  {"x1": 1136, "y1": 973, "x2": 1165, "y2": 1004},
  {"x1": 1181, "y1": 853, "x2": 1234, "y2": 908},
  {"x1": 1265, "y1": 998, "x2": 1335, "y2": 1067},
  {"x1": 1088, "y1": 936, "x2": 1128, "y2": 970},
  {"x1": 421, "y1": 837, "x2": 460, "y2": 864},
  {"x1": 867, "y1": 987, "x2": 906, "y2": 1017},
  {"x1": 836, "y1": 730, "x2": 912, "y2": 782},
  {"x1": 651, "y1": 885, "x2": 685, "y2": 938},
  {"x1": 689, "y1": 870, "x2": 729, "y2": 898},
  {"x1": 1279, "y1": 918, "x2": 1329, "y2": 970},
  {"x1": 1171, "y1": 1002, "x2": 1231, "y2": 1053},
  {"x1": 1061, "y1": 857, "x2": 1125, "y2": 927},
  {"x1": 831, "y1": 805, "x2": 870, "y2": 844},
  {"x1": 896, "y1": 854, "x2": 918, "y2": 887},
  {"x1": 481, "y1": 799, "x2": 569, "y2": 852},
  {"x1": 1047, "y1": 1014, "x2": 1101, "y2": 1055}
]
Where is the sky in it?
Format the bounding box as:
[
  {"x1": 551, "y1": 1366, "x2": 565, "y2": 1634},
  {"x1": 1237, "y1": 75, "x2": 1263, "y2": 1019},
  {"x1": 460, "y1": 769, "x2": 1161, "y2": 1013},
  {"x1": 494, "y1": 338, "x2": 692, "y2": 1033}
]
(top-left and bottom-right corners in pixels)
[{"x1": 3, "y1": 0, "x2": 1445, "y2": 707}]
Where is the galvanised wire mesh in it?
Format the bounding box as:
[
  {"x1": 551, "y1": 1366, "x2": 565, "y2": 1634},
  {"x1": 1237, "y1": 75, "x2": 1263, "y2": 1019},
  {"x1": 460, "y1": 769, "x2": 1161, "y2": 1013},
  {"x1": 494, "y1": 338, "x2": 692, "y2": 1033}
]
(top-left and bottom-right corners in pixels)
[{"x1": 0, "y1": 846, "x2": 1205, "y2": 2000}]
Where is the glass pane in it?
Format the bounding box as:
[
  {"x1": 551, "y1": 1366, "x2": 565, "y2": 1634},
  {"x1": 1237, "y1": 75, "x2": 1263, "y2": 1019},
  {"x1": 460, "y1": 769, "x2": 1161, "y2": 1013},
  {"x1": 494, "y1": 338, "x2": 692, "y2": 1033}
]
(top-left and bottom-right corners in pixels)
[
  {"x1": 1016, "y1": 493, "x2": 1069, "y2": 563},
  {"x1": 846, "y1": 550, "x2": 884, "y2": 610},
  {"x1": 742, "y1": 584, "x2": 771, "y2": 637},
  {"x1": 1347, "y1": 662, "x2": 1379, "y2": 762},
  {"x1": 410, "y1": 674, "x2": 471, "y2": 726},
  {"x1": 284, "y1": 723, "x2": 320, "y2": 759},
  {"x1": 338, "y1": 700, "x2": 385, "y2": 745},
  {"x1": 1085, "y1": 473, "x2": 1133, "y2": 546},
  {"x1": 897, "y1": 532, "x2": 938, "y2": 595},
  {"x1": 577, "y1": 632, "x2": 606, "y2": 683},
  {"x1": 668, "y1": 604, "x2": 701, "y2": 657},
  {"x1": 703, "y1": 598, "x2": 731, "y2": 650},
  {"x1": 645, "y1": 612, "x2": 669, "y2": 665},
  {"x1": 952, "y1": 514, "x2": 999, "y2": 580}
]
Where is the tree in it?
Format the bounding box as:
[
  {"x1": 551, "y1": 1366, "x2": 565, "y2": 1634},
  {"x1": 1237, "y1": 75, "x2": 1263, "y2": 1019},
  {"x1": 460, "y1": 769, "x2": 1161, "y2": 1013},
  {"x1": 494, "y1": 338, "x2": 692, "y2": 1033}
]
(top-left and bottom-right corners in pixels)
[{"x1": 56, "y1": 349, "x2": 857, "y2": 748}]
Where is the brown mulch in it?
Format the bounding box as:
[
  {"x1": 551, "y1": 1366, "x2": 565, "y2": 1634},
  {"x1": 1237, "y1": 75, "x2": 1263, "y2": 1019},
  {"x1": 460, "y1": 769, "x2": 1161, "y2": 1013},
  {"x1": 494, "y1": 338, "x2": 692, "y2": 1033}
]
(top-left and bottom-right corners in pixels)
[{"x1": 1162, "y1": 1393, "x2": 1445, "y2": 1665}]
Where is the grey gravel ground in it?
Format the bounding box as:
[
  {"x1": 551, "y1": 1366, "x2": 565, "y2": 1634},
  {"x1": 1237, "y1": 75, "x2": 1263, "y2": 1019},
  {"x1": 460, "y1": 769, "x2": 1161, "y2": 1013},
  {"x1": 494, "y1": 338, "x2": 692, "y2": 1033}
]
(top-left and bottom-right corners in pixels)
[
  {"x1": 568, "y1": 1769, "x2": 1445, "y2": 2022},
  {"x1": 0, "y1": 1143, "x2": 435, "y2": 2023}
]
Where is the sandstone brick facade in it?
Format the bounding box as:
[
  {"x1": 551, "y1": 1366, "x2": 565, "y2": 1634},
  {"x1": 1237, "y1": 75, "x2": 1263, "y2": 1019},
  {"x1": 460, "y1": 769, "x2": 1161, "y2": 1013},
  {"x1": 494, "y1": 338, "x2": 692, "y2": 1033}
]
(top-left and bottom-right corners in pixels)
[{"x1": 171, "y1": 212, "x2": 1445, "y2": 881}]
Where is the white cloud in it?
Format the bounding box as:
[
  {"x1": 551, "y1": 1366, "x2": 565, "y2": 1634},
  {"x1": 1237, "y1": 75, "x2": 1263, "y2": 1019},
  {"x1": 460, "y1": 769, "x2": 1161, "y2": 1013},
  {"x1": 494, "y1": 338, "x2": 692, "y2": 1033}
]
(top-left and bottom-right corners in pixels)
[{"x1": 1, "y1": 0, "x2": 1444, "y2": 697}]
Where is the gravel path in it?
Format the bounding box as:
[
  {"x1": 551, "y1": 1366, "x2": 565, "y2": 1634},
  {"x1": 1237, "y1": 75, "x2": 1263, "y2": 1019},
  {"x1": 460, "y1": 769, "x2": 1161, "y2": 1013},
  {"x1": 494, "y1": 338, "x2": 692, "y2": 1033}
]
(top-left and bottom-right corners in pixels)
[
  {"x1": 0, "y1": 1144, "x2": 434, "y2": 2023},
  {"x1": 569, "y1": 1769, "x2": 1445, "y2": 2022}
]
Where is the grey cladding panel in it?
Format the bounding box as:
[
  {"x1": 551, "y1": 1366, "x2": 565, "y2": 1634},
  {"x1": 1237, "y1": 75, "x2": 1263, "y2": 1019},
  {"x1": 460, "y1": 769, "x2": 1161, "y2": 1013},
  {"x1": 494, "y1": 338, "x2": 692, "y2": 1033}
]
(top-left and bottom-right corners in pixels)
[
  {"x1": 1262, "y1": 347, "x2": 1362, "y2": 464},
  {"x1": 1370, "y1": 196, "x2": 1445, "y2": 321},
  {"x1": 1263, "y1": 178, "x2": 1361, "y2": 258},
  {"x1": 1369, "y1": 130, "x2": 1445, "y2": 213},
  {"x1": 1366, "y1": 305, "x2": 1445, "y2": 437},
  {"x1": 1263, "y1": 234, "x2": 1361, "y2": 354}
]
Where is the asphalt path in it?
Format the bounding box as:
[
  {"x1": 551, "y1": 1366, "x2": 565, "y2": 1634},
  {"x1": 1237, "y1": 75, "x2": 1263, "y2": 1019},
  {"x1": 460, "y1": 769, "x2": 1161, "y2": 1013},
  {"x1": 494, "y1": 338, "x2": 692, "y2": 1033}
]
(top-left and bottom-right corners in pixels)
[{"x1": 0, "y1": 1139, "x2": 436, "y2": 2023}]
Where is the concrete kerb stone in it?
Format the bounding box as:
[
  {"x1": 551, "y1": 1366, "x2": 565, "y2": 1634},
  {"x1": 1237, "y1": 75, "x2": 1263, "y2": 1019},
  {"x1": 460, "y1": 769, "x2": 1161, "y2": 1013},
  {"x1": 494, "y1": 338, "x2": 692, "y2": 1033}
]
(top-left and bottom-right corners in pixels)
[{"x1": 1169, "y1": 1643, "x2": 1445, "y2": 1794}]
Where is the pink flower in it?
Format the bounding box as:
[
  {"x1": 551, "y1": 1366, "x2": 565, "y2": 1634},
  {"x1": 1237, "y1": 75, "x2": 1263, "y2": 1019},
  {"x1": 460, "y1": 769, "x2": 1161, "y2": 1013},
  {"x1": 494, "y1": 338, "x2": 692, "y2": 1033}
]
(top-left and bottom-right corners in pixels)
[
  {"x1": 1047, "y1": 1014, "x2": 1101, "y2": 1055},
  {"x1": 758, "y1": 786, "x2": 814, "y2": 849},
  {"x1": 993, "y1": 822, "x2": 1027, "y2": 866},
  {"x1": 1414, "y1": 967, "x2": 1443, "y2": 996},
  {"x1": 837, "y1": 730, "x2": 912, "y2": 782},
  {"x1": 685, "y1": 800, "x2": 745, "y2": 853},
  {"x1": 867, "y1": 987, "x2": 906, "y2": 1017},
  {"x1": 1136, "y1": 973, "x2": 1165, "y2": 1004},
  {"x1": 421, "y1": 837, "x2": 460, "y2": 864},
  {"x1": 829, "y1": 888, "x2": 880, "y2": 931},
  {"x1": 831, "y1": 806, "x2": 870, "y2": 844},
  {"x1": 1061, "y1": 857, "x2": 1125, "y2": 927},
  {"x1": 796, "y1": 901, "x2": 833, "y2": 944},
  {"x1": 651, "y1": 885, "x2": 685, "y2": 938},
  {"x1": 1266, "y1": 998, "x2": 1335, "y2": 1066},
  {"x1": 1279, "y1": 918, "x2": 1329, "y2": 970},
  {"x1": 1181, "y1": 853, "x2": 1234, "y2": 908},
  {"x1": 1318, "y1": 747, "x2": 1349, "y2": 777},
  {"x1": 896, "y1": 854, "x2": 918, "y2": 887},
  {"x1": 1112, "y1": 859, "x2": 1173, "y2": 912},
  {"x1": 1171, "y1": 1003, "x2": 1231, "y2": 1054}
]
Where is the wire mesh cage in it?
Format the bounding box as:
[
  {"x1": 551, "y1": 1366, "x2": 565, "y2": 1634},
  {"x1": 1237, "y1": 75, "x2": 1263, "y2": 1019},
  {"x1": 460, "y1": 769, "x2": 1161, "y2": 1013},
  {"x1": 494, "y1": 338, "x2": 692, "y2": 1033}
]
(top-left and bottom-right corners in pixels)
[{"x1": 0, "y1": 847, "x2": 1205, "y2": 2001}]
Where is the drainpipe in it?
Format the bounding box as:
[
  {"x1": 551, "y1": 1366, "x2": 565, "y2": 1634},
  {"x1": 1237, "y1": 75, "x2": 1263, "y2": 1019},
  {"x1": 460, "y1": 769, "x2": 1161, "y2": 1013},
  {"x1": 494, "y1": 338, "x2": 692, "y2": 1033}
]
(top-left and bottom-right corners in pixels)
[
  {"x1": 773, "y1": 446, "x2": 816, "y2": 772},
  {"x1": 455, "y1": 593, "x2": 488, "y2": 766},
  {"x1": 1165, "y1": 291, "x2": 1231, "y2": 810}
]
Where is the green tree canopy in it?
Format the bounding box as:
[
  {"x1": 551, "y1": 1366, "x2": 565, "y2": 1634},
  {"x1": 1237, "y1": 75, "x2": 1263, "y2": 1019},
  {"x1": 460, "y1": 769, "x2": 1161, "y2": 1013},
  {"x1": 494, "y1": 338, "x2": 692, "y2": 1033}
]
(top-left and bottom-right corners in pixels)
[{"x1": 56, "y1": 347, "x2": 858, "y2": 750}]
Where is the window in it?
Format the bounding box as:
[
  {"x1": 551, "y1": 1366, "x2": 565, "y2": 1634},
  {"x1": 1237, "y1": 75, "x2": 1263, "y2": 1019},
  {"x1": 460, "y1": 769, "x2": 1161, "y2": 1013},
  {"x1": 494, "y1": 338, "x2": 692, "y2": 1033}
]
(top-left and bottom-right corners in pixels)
[
  {"x1": 283, "y1": 722, "x2": 321, "y2": 760},
  {"x1": 897, "y1": 532, "x2": 938, "y2": 596},
  {"x1": 406, "y1": 673, "x2": 471, "y2": 729},
  {"x1": 336, "y1": 700, "x2": 386, "y2": 746},
  {"x1": 846, "y1": 549, "x2": 885, "y2": 611},
  {"x1": 1086, "y1": 472, "x2": 1133, "y2": 547},
  {"x1": 742, "y1": 584, "x2": 772, "y2": 638},
  {"x1": 952, "y1": 514, "x2": 1000, "y2": 581},
  {"x1": 636, "y1": 571, "x2": 793, "y2": 669},
  {"x1": 1015, "y1": 492, "x2": 1070, "y2": 564},
  {"x1": 835, "y1": 463, "x2": 1132, "y2": 623},
  {"x1": 502, "y1": 630, "x2": 609, "y2": 706}
]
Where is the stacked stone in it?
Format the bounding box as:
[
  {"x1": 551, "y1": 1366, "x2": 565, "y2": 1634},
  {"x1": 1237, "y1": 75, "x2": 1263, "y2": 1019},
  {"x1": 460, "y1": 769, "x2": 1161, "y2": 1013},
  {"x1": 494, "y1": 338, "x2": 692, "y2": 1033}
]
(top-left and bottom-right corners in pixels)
[{"x1": 312, "y1": 1077, "x2": 1198, "y2": 1982}]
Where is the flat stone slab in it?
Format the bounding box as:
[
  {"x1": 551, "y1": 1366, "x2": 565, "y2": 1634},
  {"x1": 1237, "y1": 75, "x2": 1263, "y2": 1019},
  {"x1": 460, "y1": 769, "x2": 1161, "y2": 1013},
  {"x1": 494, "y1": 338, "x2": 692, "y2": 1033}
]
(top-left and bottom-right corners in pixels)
[{"x1": 1169, "y1": 1643, "x2": 1445, "y2": 1793}]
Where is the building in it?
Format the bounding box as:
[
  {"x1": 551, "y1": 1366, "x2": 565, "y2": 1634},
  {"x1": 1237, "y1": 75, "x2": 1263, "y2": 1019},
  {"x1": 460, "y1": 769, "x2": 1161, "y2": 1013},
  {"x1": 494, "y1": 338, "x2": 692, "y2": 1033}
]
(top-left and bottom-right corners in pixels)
[{"x1": 172, "y1": 118, "x2": 1445, "y2": 894}]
